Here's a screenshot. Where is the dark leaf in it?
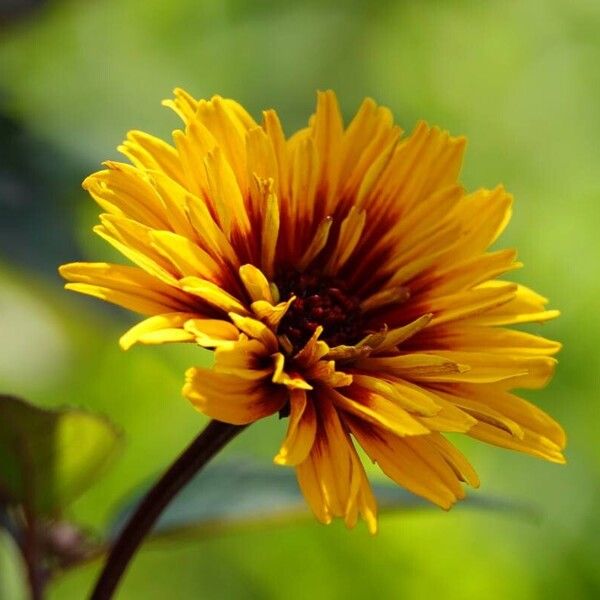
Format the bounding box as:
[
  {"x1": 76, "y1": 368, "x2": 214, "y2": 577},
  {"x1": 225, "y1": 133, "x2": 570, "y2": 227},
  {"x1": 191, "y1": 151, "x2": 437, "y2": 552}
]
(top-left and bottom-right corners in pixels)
[{"x1": 110, "y1": 460, "x2": 536, "y2": 542}]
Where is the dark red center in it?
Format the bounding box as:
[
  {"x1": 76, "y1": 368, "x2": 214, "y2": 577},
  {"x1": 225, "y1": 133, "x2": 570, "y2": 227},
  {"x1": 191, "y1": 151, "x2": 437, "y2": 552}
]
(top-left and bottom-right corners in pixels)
[{"x1": 275, "y1": 270, "x2": 363, "y2": 354}]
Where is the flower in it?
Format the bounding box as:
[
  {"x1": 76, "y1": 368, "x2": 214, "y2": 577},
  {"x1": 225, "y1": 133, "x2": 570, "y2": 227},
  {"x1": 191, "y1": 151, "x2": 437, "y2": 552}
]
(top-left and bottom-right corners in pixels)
[{"x1": 59, "y1": 89, "x2": 565, "y2": 533}]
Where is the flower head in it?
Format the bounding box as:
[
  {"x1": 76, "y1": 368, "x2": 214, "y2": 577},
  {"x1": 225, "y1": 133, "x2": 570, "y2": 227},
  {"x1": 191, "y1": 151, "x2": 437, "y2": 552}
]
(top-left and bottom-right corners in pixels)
[{"x1": 60, "y1": 89, "x2": 565, "y2": 533}]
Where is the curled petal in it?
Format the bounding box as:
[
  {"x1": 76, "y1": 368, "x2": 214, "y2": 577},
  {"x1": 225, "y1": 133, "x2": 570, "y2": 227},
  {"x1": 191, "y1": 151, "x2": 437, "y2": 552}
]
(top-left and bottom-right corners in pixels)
[
  {"x1": 305, "y1": 360, "x2": 353, "y2": 388},
  {"x1": 271, "y1": 353, "x2": 313, "y2": 390},
  {"x1": 294, "y1": 326, "x2": 330, "y2": 367},
  {"x1": 251, "y1": 297, "x2": 295, "y2": 329}
]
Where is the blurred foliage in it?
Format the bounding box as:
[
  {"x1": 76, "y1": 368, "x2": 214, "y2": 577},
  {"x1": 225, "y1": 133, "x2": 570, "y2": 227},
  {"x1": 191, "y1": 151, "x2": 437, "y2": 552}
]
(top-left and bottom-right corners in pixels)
[
  {"x1": 0, "y1": 395, "x2": 121, "y2": 594},
  {"x1": 0, "y1": 395, "x2": 122, "y2": 515},
  {"x1": 111, "y1": 461, "x2": 531, "y2": 545},
  {"x1": 0, "y1": 0, "x2": 599, "y2": 598},
  {"x1": 0, "y1": 529, "x2": 27, "y2": 600}
]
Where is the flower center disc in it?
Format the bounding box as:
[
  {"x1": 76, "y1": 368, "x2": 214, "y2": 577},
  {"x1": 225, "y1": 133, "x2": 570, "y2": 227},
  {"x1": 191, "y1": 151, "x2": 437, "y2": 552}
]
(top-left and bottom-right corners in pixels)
[{"x1": 276, "y1": 270, "x2": 363, "y2": 354}]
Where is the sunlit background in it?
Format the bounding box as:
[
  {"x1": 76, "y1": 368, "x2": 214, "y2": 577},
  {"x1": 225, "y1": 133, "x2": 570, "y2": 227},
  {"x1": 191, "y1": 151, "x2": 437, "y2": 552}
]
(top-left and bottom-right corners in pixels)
[{"x1": 1, "y1": 0, "x2": 599, "y2": 598}]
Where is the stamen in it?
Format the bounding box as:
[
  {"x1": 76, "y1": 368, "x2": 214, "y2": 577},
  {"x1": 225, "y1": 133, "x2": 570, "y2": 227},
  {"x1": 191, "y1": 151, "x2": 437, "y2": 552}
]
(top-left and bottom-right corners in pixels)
[{"x1": 275, "y1": 269, "x2": 363, "y2": 354}]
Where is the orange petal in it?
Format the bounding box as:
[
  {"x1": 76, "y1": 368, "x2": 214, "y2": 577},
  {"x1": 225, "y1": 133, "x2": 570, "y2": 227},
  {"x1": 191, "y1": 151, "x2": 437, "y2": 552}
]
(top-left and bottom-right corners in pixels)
[
  {"x1": 274, "y1": 390, "x2": 317, "y2": 466},
  {"x1": 183, "y1": 367, "x2": 284, "y2": 425},
  {"x1": 296, "y1": 396, "x2": 377, "y2": 533}
]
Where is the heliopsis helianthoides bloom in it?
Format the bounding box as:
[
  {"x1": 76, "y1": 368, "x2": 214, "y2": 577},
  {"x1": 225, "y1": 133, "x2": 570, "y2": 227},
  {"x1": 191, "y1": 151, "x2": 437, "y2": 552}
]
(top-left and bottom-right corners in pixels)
[{"x1": 60, "y1": 89, "x2": 565, "y2": 533}]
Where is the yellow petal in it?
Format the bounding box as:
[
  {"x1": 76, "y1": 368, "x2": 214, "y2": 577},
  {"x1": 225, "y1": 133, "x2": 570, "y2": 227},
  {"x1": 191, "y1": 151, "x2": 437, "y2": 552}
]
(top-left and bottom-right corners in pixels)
[
  {"x1": 357, "y1": 353, "x2": 469, "y2": 382},
  {"x1": 371, "y1": 314, "x2": 433, "y2": 353},
  {"x1": 295, "y1": 216, "x2": 333, "y2": 272},
  {"x1": 427, "y1": 433, "x2": 480, "y2": 487},
  {"x1": 84, "y1": 163, "x2": 169, "y2": 229},
  {"x1": 288, "y1": 136, "x2": 318, "y2": 244},
  {"x1": 214, "y1": 338, "x2": 272, "y2": 380},
  {"x1": 183, "y1": 318, "x2": 241, "y2": 348},
  {"x1": 415, "y1": 283, "x2": 518, "y2": 327},
  {"x1": 228, "y1": 312, "x2": 279, "y2": 353},
  {"x1": 294, "y1": 326, "x2": 329, "y2": 367},
  {"x1": 63, "y1": 283, "x2": 183, "y2": 317},
  {"x1": 355, "y1": 136, "x2": 398, "y2": 211},
  {"x1": 360, "y1": 286, "x2": 410, "y2": 313},
  {"x1": 239, "y1": 264, "x2": 274, "y2": 303},
  {"x1": 350, "y1": 374, "x2": 441, "y2": 417},
  {"x1": 324, "y1": 206, "x2": 366, "y2": 275},
  {"x1": 204, "y1": 147, "x2": 250, "y2": 238},
  {"x1": 447, "y1": 186, "x2": 513, "y2": 259},
  {"x1": 118, "y1": 129, "x2": 185, "y2": 184},
  {"x1": 196, "y1": 96, "x2": 254, "y2": 196},
  {"x1": 184, "y1": 367, "x2": 284, "y2": 425},
  {"x1": 445, "y1": 383, "x2": 566, "y2": 448},
  {"x1": 415, "y1": 397, "x2": 477, "y2": 434},
  {"x1": 373, "y1": 122, "x2": 465, "y2": 219},
  {"x1": 119, "y1": 312, "x2": 198, "y2": 350},
  {"x1": 150, "y1": 230, "x2": 222, "y2": 282},
  {"x1": 328, "y1": 386, "x2": 430, "y2": 437},
  {"x1": 336, "y1": 97, "x2": 398, "y2": 203},
  {"x1": 274, "y1": 390, "x2": 317, "y2": 466},
  {"x1": 422, "y1": 325, "x2": 561, "y2": 356},
  {"x1": 271, "y1": 353, "x2": 313, "y2": 390},
  {"x1": 468, "y1": 422, "x2": 565, "y2": 464},
  {"x1": 59, "y1": 261, "x2": 191, "y2": 310},
  {"x1": 462, "y1": 283, "x2": 560, "y2": 326},
  {"x1": 251, "y1": 297, "x2": 295, "y2": 329},
  {"x1": 94, "y1": 215, "x2": 179, "y2": 286},
  {"x1": 427, "y1": 350, "x2": 557, "y2": 389},
  {"x1": 262, "y1": 108, "x2": 288, "y2": 197},
  {"x1": 162, "y1": 87, "x2": 198, "y2": 124},
  {"x1": 260, "y1": 180, "x2": 280, "y2": 279},
  {"x1": 431, "y1": 388, "x2": 523, "y2": 438},
  {"x1": 304, "y1": 360, "x2": 353, "y2": 388},
  {"x1": 246, "y1": 127, "x2": 278, "y2": 216},
  {"x1": 419, "y1": 248, "x2": 521, "y2": 296},
  {"x1": 348, "y1": 417, "x2": 464, "y2": 509},
  {"x1": 185, "y1": 191, "x2": 240, "y2": 268},
  {"x1": 296, "y1": 396, "x2": 377, "y2": 532},
  {"x1": 147, "y1": 170, "x2": 206, "y2": 242},
  {"x1": 181, "y1": 276, "x2": 250, "y2": 315}
]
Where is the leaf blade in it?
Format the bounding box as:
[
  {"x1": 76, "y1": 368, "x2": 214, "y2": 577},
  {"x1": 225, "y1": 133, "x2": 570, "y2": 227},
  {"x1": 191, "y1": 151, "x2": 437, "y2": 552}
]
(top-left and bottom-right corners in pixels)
[{"x1": 0, "y1": 395, "x2": 123, "y2": 515}]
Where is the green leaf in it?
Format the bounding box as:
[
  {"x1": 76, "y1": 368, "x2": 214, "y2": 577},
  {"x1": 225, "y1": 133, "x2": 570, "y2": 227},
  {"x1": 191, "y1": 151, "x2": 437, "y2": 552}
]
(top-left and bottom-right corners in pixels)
[
  {"x1": 0, "y1": 528, "x2": 28, "y2": 600},
  {"x1": 0, "y1": 395, "x2": 123, "y2": 515},
  {"x1": 110, "y1": 460, "x2": 535, "y2": 542}
]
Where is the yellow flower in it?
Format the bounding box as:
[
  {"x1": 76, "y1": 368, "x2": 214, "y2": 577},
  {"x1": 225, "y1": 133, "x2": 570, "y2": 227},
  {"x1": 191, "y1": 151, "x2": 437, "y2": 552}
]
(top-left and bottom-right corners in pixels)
[{"x1": 60, "y1": 89, "x2": 565, "y2": 533}]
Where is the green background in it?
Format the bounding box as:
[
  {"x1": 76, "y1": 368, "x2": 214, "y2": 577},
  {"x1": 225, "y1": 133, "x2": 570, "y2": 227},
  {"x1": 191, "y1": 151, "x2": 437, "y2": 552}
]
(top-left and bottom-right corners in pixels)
[{"x1": 1, "y1": 0, "x2": 598, "y2": 598}]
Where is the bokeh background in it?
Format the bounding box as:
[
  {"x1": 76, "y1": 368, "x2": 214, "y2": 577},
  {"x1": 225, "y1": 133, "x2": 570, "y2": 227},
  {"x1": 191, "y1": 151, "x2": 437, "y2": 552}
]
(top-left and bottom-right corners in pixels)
[{"x1": 1, "y1": 0, "x2": 599, "y2": 598}]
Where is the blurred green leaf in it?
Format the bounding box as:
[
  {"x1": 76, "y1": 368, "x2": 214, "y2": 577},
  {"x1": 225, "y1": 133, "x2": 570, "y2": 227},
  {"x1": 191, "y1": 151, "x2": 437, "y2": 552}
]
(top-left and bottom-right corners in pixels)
[
  {"x1": 110, "y1": 460, "x2": 535, "y2": 542},
  {"x1": 0, "y1": 395, "x2": 123, "y2": 515},
  {"x1": 0, "y1": 528, "x2": 27, "y2": 600}
]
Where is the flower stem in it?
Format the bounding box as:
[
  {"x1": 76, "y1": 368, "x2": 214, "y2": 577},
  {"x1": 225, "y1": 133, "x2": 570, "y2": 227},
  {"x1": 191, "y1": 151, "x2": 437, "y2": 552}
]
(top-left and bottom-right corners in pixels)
[{"x1": 90, "y1": 420, "x2": 247, "y2": 600}]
